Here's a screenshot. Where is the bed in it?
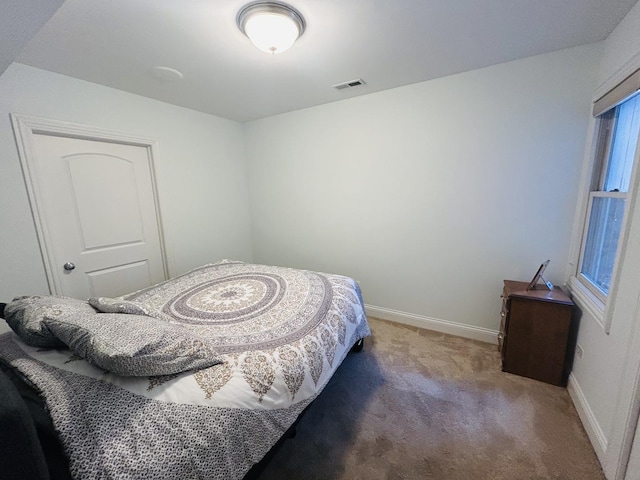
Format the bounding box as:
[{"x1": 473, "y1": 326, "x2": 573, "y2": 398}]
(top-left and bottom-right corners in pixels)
[{"x1": 0, "y1": 260, "x2": 371, "y2": 479}]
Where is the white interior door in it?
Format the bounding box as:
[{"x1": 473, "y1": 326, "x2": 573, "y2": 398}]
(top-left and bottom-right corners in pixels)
[{"x1": 25, "y1": 132, "x2": 167, "y2": 299}]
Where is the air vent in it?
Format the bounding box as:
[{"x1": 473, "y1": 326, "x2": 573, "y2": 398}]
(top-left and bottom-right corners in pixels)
[{"x1": 332, "y1": 78, "x2": 366, "y2": 90}]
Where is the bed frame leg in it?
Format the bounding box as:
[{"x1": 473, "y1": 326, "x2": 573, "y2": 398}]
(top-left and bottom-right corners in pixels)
[{"x1": 350, "y1": 338, "x2": 364, "y2": 353}]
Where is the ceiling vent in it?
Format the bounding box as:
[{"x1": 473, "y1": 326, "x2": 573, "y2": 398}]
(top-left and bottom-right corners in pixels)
[{"x1": 332, "y1": 78, "x2": 366, "y2": 90}]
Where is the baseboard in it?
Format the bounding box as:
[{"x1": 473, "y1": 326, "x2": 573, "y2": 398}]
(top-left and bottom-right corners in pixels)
[
  {"x1": 364, "y1": 304, "x2": 499, "y2": 345},
  {"x1": 567, "y1": 372, "x2": 608, "y2": 464}
]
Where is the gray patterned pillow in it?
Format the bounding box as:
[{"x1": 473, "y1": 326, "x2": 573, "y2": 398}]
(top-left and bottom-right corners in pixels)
[
  {"x1": 4, "y1": 295, "x2": 97, "y2": 348},
  {"x1": 43, "y1": 313, "x2": 222, "y2": 376},
  {"x1": 88, "y1": 297, "x2": 151, "y2": 315},
  {"x1": 88, "y1": 297, "x2": 172, "y2": 322}
]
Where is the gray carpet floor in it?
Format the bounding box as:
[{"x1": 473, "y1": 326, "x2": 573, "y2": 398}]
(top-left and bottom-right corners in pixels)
[{"x1": 256, "y1": 317, "x2": 605, "y2": 480}]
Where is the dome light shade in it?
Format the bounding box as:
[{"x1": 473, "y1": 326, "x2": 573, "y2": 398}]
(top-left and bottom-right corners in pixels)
[{"x1": 237, "y1": 2, "x2": 305, "y2": 55}]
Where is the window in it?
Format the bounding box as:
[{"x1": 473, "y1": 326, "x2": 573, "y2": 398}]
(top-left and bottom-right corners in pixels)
[{"x1": 578, "y1": 92, "x2": 640, "y2": 301}]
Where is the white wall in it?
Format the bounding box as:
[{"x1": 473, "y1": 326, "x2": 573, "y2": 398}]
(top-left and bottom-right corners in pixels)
[
  {"x1": 0, "y1": 63, "x2": 253, "y2": 311},
  {"x1": 566, "y1": 1, "x2": 640, "y2": 478},
  {"x1": 598, "y1": 0, "x2": 640, "y2": 86},
  {"x1": 244, "y1": 43, "x2": 601, "y2": 340}
]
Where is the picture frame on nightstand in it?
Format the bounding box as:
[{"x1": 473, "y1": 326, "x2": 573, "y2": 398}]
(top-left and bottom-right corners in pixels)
[{"x1": 526, "y1": 260, "x2": 554, "y2": 291}]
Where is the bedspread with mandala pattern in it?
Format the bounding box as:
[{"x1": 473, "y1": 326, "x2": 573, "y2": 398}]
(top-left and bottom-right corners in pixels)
[{"x1": 0, "y1": 261, "x2": 371, "y2": 480}]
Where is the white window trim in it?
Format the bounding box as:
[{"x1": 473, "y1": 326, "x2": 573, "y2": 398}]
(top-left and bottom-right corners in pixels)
[
  {"x1": 576, "y1": 190, "x2": 628, "y2": 304},
  {"x1": 572, "y1": 134, "x2": 640, "y2": 334},
  {"x1": 566, "y1": 113, "x2": 611, "y2": 330},
  {"x1": 567, "y1": 93, "x2": 640, "y2": 334},
  {"x1": 567, "y1": 275, "x2": 606, "y2": 327}
]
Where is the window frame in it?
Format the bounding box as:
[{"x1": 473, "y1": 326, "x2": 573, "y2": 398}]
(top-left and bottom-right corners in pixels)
[
  {"x1": 571, "y1": 88, "x2": 640, "y2": 333},
  {"x1": 577, "y1": 108, "x2": 622, "y2": 303},
  {"x1": 576, "y1": 190, "x2": 627, "y2": 303}
]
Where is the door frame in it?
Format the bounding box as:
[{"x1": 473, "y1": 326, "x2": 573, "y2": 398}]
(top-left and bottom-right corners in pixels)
[{"x1": 10, "y1": 113, "x2": 169, "y2": 294}]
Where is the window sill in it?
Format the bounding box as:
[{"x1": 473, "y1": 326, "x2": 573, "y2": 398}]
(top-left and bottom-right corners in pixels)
[{"x1": 567, "y1": 276, "x2": 607, "y2": 331}]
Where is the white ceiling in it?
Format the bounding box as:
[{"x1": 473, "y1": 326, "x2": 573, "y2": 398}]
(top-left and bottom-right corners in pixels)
[
  {"x1": 8, "y1": 0, "x2": 639, "y2": 122},
  {"x1": 0, "y1": 0, "x2": 64, "y2": 76}
]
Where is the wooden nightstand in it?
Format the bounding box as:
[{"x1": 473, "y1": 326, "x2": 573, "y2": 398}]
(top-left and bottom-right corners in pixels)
[{"x1": 499, "y1": 280, "x2": 574, "y2": 386}]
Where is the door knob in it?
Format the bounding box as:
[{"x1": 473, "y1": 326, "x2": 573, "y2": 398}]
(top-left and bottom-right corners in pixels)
[{"x1": 63, "y1": 262, "x2": 76, "y2": 271}]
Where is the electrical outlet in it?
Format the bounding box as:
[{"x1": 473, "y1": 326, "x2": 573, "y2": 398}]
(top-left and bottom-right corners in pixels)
[{"x1": 576, "y1": 344, "x2": 584, "y2": 359}]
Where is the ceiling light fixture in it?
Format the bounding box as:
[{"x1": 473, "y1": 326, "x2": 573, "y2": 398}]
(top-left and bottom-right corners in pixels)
[{"x1": 237, "y1": 2, "x2": 305, "y2": 55}]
